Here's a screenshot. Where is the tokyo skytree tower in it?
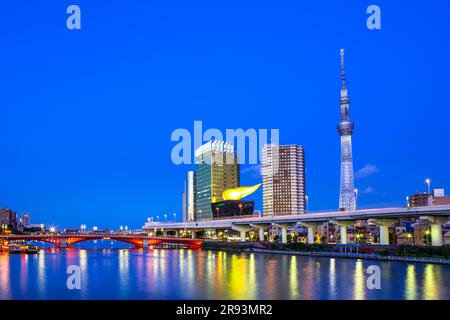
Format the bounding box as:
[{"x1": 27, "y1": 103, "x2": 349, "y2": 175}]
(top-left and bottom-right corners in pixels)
[{"x1": 337, "y1": 49, "x2": 356, "y2": 211}]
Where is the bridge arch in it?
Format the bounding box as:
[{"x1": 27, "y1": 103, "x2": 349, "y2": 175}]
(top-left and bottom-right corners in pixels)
[{"x1": 0, "y1": 234, "x2": 203, "y2": 249}]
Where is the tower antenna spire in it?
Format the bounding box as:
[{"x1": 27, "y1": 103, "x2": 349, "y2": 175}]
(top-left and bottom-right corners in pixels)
[
  {"x1": 337, "y1": 48, "x2": 356, "y2": 212},
  {"x1": 340, "y1": 48, "x2": 346, "y2": 89}
]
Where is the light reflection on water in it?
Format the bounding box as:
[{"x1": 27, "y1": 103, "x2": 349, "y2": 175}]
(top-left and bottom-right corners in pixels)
[
  {"x1": 0, "y1": 248, "x2": 449, "y2": 300},
  {"x1": 353, "y1": 260, "x2": 365, "y2": 300}
]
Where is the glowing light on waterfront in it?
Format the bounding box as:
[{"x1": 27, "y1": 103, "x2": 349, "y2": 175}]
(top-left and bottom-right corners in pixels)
[
  {"x1": 289, "y1": 256, "x2": 298, "y2": 299},
  {"x1": 423, "y1": 264, "x2": 438, "y2": 300},
  {"x1": 329, "y1": 258, "x2": 337, "y2": 299},
  {"x1": 228, "y1": 254, "x2": 255, "y2": 299},
  {"x1": 79, "y1": 250, "x2": 88, "y2": 297},
  {"x1": 118, "y1": 249, "x2": 130, "y2": 294},
  {"x1": 20, "y1": 254, "x2": 29, "y2": 296},
  {"x1": 178, "y1": 249, "x2": 186, "y2": 281},
  {"x1": 353, "y1": 261, "x2": 365, "y2": 300},
  {"x1": 214, "y1": 251, "x2": 225, "y2": 294},
  {"x1": 0, "y1": 254, "x2": 11, "y2": 299},
  {"x1": 187, "y1": 249, "x2": 194, "y2": 287},
  {"x1": 249, "y1": 253, "x2": 256, "y2": 298},
  {"x1": 37, "y1": 250, "x2": 46, "y2": 297},
  {"x1": 206, "y1": 250, "x2": 214, "y2": 291},
  {"x1": 405, "y1": 265, "x2": 417, "y2": 300}
]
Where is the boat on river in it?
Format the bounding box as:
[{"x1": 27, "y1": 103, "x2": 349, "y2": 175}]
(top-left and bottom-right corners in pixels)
[
  {"x1": 8, "y1": 244, "x2": 22, "y2": 254},
  {"x1": 22, "y1": 245, "x2": 40, "y2": 254}
]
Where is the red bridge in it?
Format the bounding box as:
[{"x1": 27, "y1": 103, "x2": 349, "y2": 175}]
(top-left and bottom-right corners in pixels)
[{"x1": 0, "y1": 233, "x2": 203, "y2": 249}]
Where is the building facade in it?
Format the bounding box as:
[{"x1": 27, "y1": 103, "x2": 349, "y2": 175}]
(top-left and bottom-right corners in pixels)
[
  {"x1": 433, "y1": 189, "x2": 450, "y2": 205},
  {"x1": 262, "y1": 144, "x2": 306, "y2": 215},
  {"x1": 211, "y1": 200, "x2": 254, "y2": 219},
  {"x1": 182, "y1": 171, "x2": 196, "y2": 222},
  {"x1": 20, "y1": 212, "x2": 31, "y2": 227},
  {"x1": 413, "y1": 222, "x2": 431, "y2": 246},
  {"x1": 1, "y1": 208, "x2": 17, "y2": 231},
  {"x1": 337, "y1": 49, "x2": 356, "y2": 211},
  {"x1": 409, "y1": 193, "x2": 433, "y2": 207},
  {"x1": 409, "y1": 189, "x2": 450, "y2": 207},
  {"x1": 195, "y1": 141, "x2": 240, "y2": 221}
]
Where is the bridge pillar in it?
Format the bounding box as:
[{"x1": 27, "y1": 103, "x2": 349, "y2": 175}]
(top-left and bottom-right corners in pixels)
[
  {"x1": 60, "y1": 238, "x2": 67, "y2": 248},
  {"x1": 419, "y1": 216, "x2": 449, "y2": 246},
  {"x1": 274, "y1": 223, "x2": 295, "y2": 244},
  {"x1": 175, "y1": 230, "x2": 179, "y2": 237},
  {"x1": 330, "y1": 221, "x2": 354, "y2": 244},
  {"x1": 250, "y1": 224, "x2": 270, "y2": 242},
  {"x1": 431, "y1": 224, "x2": 442, "y2": 246},
  {"x1": 259, "y1": 228, "x2": 264, "y2": 242},
  {"x1": 297, "y1": 222, "x2": 321, "y2": 244},
  {"x1": 231, "y1": 225, "x2": 252, "y2": 242},
  {"x1": 191, "y1": 231, "x2": 196, "y2": 239},
  {"x1": 380, "y1": 226, "x2": 389, "y2": 246},
  {"x1": 143, "y1": 239, "x2": 149, "y2": 248},
  {"x1": 369, "y1": 219, "x2": 398, "y2": 245},
  {"x1": 340, "y1": 227, "x2": 347, "y2": 245}
]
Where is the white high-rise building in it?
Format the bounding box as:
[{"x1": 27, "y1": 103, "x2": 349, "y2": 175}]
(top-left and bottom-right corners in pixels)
[
  {"x1": 182, "y1": 171, "x2": 196, "y2": 222},
  {"x1": 262, "y1": 144, "x2": 306, "y2": 215}
]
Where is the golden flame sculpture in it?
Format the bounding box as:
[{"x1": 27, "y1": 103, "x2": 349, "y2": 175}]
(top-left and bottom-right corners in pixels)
[{"x1": 222, "y1": 183, "x2": 261, "y2": 201}]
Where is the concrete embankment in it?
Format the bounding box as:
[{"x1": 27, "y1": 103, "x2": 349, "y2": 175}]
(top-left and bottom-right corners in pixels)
[{"x1": 201, "y1": 242, "x2": 450, "y2": 265}]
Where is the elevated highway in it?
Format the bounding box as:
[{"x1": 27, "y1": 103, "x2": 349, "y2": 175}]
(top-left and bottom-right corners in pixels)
[{"x1": 143, "y1": 205, "x2": 450, "y2": 246}]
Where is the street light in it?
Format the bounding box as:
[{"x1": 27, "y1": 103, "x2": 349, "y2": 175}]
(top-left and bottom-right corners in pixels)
[
  {"x1": 164, "y1": 214, "x2": 167, "y2": 222},
  {"x1": 305, "y1": 195, "x2": 309, "y2": 212},
  {"x1": 406, "y1": 232, "x2": 413, "y2": 245},
  {"x1": 424, "y1": 229, "x2": 431, "y2": 246},
  {"x1": 406, "y1": 196, "x2": 410, "y2": 208},
  {"x1": 425, "y1": 178, "x2": 431, "y2": 194},
  {"x1": 354, "y1": 188, "x2": 359, "y2": 209},
  {"x1": 173, "y1": 213, "x2": 176, "y2": 221}
]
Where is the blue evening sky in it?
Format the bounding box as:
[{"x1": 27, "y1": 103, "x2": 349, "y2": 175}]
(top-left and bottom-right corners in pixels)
[{"x1": 0, "y1": 1, "x2": 449, "y2": 229}]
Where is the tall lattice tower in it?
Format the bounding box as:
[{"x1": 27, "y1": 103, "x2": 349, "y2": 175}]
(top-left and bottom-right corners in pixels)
[{"x1": 337, "y1": 49, "x2": 356, "y2": 211}]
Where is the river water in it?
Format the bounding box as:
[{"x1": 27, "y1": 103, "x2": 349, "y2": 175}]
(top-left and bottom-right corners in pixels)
[{"x1": 0, "y1": 245, "x2": 448, "y2": 300}]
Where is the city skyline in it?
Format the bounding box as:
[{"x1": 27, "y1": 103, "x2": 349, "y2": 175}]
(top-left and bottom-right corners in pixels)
[
  {"x1": 1, "y1": 1, "x2": 449, "y2": 229},
  {"x1": 1, "y1": 1, "x2": 450, "y2": 307}
]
